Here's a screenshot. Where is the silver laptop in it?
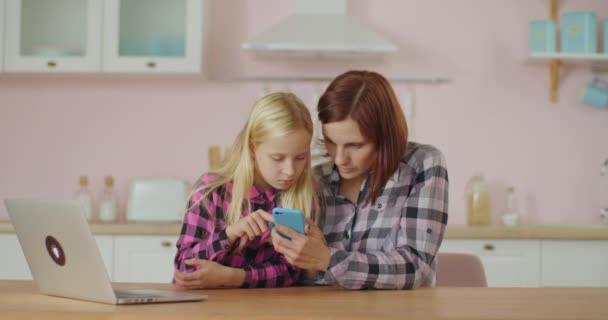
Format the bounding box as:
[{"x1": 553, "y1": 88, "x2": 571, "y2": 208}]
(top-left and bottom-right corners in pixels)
[{"x1": 4, "y1": 198, "x2": 208, "y2": 305}]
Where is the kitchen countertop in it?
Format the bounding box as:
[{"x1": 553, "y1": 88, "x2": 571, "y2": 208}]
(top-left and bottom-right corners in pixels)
[
  {"x1": 1, "y1": 222, "x2": 608, "y2": 239},
  {"x1": 0, "y1": 221, "x2": 182, "y2": 236}
]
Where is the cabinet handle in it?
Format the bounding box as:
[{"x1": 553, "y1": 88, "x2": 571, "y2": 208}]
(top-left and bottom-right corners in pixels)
[
  {"x1": 483, "y1": 244, "x2": 495, "y2": 251},
  {"x1": 47, "y1": 61, "x2": 57, "y2": 67},
  {"x1": 161, "y1": 240, "x2": 173, "y2": 248},
  {"x1": 147, "y1": 61, "x2": 157, "y2": 68}
]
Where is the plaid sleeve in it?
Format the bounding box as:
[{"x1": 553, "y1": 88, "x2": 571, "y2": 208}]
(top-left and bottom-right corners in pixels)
[
  {"x1": 241, "y1": 245, "x2": 301, "y2": 288},
  {"x1": 174, "y1": 187, "x2": 235, "y2": 272},
  {"x1": 323, "y1": 150, "x2": 449, "y2": 289}
]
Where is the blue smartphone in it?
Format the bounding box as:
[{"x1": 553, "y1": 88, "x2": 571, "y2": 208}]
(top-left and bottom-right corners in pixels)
[{"x1": 271, "y1": 208, "x2": 305, "y2": 240}]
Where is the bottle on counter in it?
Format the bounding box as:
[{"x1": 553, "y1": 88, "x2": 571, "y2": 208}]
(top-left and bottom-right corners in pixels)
[
  {"x1": 502, "y1": 186, "x2": 520, "y2": 227},
  {"x1": 465, "y1": 173, "x2": 492, "y2": 226},
  {"x1": 98, "y1": 176, "x2": 119, "y2": 223},
  {"x1": 75, "y1": 175, "x2": 94, "y2": 222}
]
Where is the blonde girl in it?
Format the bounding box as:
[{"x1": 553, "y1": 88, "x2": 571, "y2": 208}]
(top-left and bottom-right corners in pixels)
[{"x1": 174, "y1": 92, "x2": 317, "y2": 289}]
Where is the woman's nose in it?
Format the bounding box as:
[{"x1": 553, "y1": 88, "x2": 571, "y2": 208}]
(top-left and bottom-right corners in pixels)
[{"x1": 335, "y1": 147, "x2": 349, "y2": 165}]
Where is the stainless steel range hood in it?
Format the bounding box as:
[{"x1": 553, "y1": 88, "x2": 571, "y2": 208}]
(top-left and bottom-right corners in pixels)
[{"x1": 241, "y1": 0, "x2": 398, "y2": 58}]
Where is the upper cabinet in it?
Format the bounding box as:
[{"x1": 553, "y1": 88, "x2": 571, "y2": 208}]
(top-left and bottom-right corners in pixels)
[
  {"x1": 0, "y1": 0, "x2": 5, "y2": 71},
  {"x1": 4, "y1": 0, "x2": 103, "y2": 72},
  {"x1": 2, "y1": 0, "x2": 202, "y2": 73},
  {"x1": 103, "y1": 0, "x2": 202, "y2": 73}
]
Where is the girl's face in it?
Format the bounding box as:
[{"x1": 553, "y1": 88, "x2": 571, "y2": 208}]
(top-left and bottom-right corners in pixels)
[
  {"x1": 253, "y1": 128, "x2": 311, "y2": 191},
  {"x1": 322, "y1": 118, "x2": 377, "y2": 183}
]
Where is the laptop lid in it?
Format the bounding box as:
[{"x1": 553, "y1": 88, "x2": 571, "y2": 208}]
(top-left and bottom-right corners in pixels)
[{"x1": 5, "y1": 198, "x2": 118, "y2": 304}]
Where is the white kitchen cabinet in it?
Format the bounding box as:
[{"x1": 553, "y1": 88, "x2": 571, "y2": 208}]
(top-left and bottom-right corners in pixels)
[
  {"x1": 113, "y1": 235, "x2": 178, "y2": 283},
  {"x1": 0, "y1": 234, "x2": 114, "y2": 281},
  {"x1": 439, "y1": 239, "x2": 541, "y2": 287},
  {"x1": 96, "y1": 235, "x2": 115, "y2": 281},
  {"x1": 102, "y1": 0, "x2": 202, "y2": 73},
  {"x1": 0, "y1": 234, "x2": 31, "y2": 280},
  {"x1": 0, "y1": 0, "x2": 5, "y2": 71},
  {"x1": 4, "y1": 0, "x2": 103, "y2": 72},
  {"x1": 541, "y1": 240, "x2": 608, "y2": 287}
]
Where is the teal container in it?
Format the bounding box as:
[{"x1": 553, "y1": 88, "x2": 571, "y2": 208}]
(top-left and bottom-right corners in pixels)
[
  {"x1": 605, "y1": 17, "x2": 608, "y2": 53},
  {"x1": 583, "y1": 79, "x2": 608, "y2": 109},
  {"x1": 561, "y1": 11, "x2": 597, "y2": 54},
  {"x1": 529, "y1": 20, "x2": 556, "y2": 53}
]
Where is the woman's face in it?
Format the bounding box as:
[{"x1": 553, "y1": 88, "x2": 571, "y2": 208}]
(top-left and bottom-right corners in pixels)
[
  {"x1": 322, "y1": 118, "x2": 377, "y2": 182},
  {"x1": 253, "y1": 128, "x2": 311, "y2": 191}
]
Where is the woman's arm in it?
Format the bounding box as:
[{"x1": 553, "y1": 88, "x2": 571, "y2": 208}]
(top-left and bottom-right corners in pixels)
[{"x1": 321, "y1": 153, "x2": 449, "y2": 289}]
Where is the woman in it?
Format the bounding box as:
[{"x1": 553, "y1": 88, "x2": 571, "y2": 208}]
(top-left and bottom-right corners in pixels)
[{"x1": 271, "y1": 71, "x2": 449, "y2": 290}]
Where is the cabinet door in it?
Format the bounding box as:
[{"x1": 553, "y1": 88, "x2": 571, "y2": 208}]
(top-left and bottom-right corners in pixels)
[
  {"x1": 114, "y1": 235, "x2": 178, "y2": 283},
  {"x1": 541, "y1": 240, "x2": 608, "y2": 287},
  {"x1": 440, "y1": 239, "x2": 541, "y2": 287},
  {"x1": 103, "y1": 0, "x2": 202, "y2": 73},
  {"x1": 95, "y1": 235, "x2": 114, "y2": 281},
  {"x1": 0, "y1": 234, "x2": 114, "y2": 280},
  {"x1": 0, "y1": 234, "x2": 32, "y2": 280},
  {"x1": 0, "y1": 0, "x2": 5, "y2": 71},
  {"x1": 4, "y1": 0, "x2": 102, "y2": 72}
]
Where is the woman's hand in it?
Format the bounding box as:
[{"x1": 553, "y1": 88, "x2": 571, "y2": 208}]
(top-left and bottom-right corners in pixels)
[
  {"x1": 174, "y1": 259, "x2": 244, "y2": 289},
  {"x1": 225, "y1": 209, "x2": 273, "y2": 244},
  {"x1": 271, "y1": 219, "x2": 331, "y2": 272}
]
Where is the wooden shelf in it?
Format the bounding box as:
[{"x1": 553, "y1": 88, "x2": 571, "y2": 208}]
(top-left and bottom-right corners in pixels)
[{"x1": 528, "y1": 53, "x2": 608, "y2": 68}]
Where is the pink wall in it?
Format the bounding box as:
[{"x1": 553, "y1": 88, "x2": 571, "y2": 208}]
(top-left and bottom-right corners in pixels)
[{"x1": 1, "y1": 0, "x2": 608, "y2": 225}]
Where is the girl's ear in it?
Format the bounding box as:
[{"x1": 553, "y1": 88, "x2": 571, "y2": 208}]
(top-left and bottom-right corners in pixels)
[{"x1": 249, "y1": 142, "x2": 256, "y2": 160}]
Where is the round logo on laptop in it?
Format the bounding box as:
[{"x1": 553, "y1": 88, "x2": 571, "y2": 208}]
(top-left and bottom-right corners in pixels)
[{"x1": 45, "y1": 235, "x2": 66, "y2": 266}]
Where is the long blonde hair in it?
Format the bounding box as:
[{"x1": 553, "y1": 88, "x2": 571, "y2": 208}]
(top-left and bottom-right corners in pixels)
[{"x1": 191, "y1": 92, "x2": 318, "y2": 225}]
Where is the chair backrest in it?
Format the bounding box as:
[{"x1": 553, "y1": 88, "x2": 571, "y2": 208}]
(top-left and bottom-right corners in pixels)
[{"x1": 436, "y1": 253, "x2": 487, "y2": 287}]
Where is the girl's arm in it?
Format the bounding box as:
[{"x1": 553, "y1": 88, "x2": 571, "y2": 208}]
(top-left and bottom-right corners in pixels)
[
  {"x1": 174, "y1": 189, "x2": 235, "y2": 272},
  {"x1": 240, "y1": 244, "x2": 301, "y2": 288}
]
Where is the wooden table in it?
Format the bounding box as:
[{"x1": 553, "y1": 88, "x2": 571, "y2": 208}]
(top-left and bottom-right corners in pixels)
[{"x1": 1, "y1": 281, "x2": 607, "y2": 319}]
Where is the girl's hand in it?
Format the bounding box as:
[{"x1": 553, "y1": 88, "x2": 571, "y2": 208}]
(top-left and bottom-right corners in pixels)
[
  {"x1": 271, "y1": 219, "x2": 331, "y2": 272},
  {"x1": 174, "y1": 259, "x2": 244, "y2": 289},
  {"x1": 225, "y1": 209, "x2": 273, "y2": 244}
]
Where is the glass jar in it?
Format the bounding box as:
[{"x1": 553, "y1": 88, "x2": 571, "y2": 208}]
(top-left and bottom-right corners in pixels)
[{"x1": 466, "y1": 174, "x2": 492, "y2": 226}]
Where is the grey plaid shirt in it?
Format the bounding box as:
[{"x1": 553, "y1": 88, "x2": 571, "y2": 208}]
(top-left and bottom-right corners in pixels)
[{"x1": 314, "y1": 142, "x2": 449, "y2": 289}]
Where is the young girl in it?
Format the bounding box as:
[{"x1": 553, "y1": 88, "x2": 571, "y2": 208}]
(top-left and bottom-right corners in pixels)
[{"x1": 174, "y1": 92, "x2": 317, "y2": 289}]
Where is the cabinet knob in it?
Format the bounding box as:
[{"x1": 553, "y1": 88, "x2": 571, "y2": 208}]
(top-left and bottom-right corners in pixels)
[
  {"x1": 483, "y1": 244, "x2": 495, "y2": 251},
  {"x1": 161, "y1": 240, "x2": 173, "y2": 248},
  {"x1": 147, "y1": 61, "x2": 157, "y2": 68},
  {"x1": 47, "y1": 61, "x2": 57, "y2": 67}
]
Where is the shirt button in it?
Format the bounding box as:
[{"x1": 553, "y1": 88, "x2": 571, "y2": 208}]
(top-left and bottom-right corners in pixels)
[
  {"x1": 343, "y1": 230, "x2": 350, "y2": 240},
  {"x1": 224, "y1": 244, "x2": 231, "y2": 250},
  {"x1": 377, "y1": 203, "x2": 383, "y2": 210}
]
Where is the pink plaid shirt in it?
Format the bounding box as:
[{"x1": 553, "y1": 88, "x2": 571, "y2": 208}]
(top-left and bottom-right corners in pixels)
[{"x1": 174, "y1": 174, "x2": 300, "y2": 288}]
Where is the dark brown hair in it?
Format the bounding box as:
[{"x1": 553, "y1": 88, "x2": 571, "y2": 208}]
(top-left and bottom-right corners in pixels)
[{"x1": 318, "y1": 70, "x2": 408, "y2": 205}]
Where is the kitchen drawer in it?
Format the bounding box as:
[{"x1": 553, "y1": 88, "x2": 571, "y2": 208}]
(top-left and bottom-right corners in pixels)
[
  {"x1": 439, "y1": 239, "x2": 541, "y2": 287},
  {"x1": 113, "y1": 235, "x2": 178, "y2": 283}
]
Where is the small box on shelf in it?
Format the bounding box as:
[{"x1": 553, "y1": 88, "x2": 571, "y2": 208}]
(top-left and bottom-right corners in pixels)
[
  {"x1": 529, "y1": 20, "x2": 556, "y2": 54},
  {"x1": 560, "y1": 11, "x2": 597, "y2": 54},
  {"x1": 604, "y1": 17, "x2": 608, "y2": 54}
]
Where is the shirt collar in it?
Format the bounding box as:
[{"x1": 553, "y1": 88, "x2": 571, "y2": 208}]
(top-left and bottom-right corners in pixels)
[{"x1": 247, "y1": 184, "x2": 279, "y2": 204}]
